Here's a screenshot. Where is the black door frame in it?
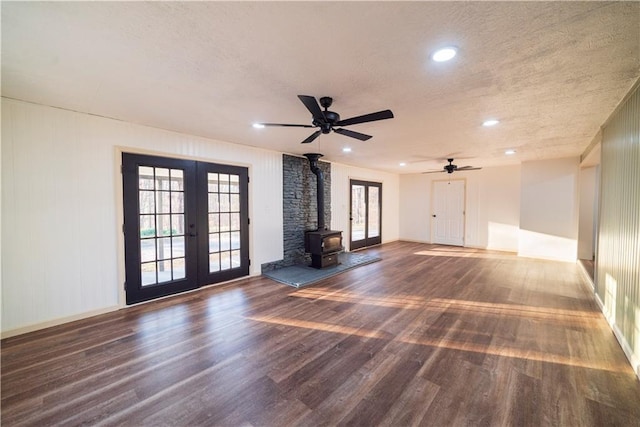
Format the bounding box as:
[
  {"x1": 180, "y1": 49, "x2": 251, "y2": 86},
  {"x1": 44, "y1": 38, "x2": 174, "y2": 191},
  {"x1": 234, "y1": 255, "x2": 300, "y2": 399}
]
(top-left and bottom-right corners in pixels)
[
  {"x1": 122, "y1": 153, "x2": 249, "y2": 305},
  {"x1": 349, "y1": 179, "x2": 382, "y2": 251}
]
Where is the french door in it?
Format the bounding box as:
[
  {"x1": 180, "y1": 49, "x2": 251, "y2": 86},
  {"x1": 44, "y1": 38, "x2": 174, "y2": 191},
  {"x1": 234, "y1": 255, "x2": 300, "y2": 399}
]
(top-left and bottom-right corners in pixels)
[
  {"x1": 350, "y1": 180, "x2": 382, "y2": 250},
  {"x1": 122, "y1": 153, "x2": 249, "y2": 305},
  {"x1": 432, "y1": 179, "x2": 465, "y2": 246}
]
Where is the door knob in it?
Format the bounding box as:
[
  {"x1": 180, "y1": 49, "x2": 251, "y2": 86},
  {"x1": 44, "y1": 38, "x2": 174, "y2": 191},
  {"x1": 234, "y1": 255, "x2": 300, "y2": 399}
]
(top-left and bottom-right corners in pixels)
[{"x1": 432, "y1": 214, "x2": 436, "y2": 217}]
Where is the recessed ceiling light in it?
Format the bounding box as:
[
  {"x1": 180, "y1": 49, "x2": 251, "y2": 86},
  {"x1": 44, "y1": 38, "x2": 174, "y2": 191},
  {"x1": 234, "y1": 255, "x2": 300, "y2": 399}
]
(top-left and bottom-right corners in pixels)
[
  {"x1": 399, "y1": 162, "x2": 407, "y2": 167},
  {"x1": 252, "y1": 123, "x2": 265, "y2": 129},
  {"x1": 342, "y1": 147, "x2": 352, "y2": 153},
  {"x1": 505, "y1": 149, "x2": 516, "y2": 155},
  {"x1": 482, "y1": 119, "x2": 499, "y2": 127},
  {"x1": 431, "y1": 47, "x2": 458, "y2": 62}
]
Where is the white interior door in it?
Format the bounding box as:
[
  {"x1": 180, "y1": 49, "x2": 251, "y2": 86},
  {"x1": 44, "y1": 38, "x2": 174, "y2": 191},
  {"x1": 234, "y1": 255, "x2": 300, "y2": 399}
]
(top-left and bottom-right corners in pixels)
[{"x1": 432, "y1": 179, "x2": 465, "y2": 246}]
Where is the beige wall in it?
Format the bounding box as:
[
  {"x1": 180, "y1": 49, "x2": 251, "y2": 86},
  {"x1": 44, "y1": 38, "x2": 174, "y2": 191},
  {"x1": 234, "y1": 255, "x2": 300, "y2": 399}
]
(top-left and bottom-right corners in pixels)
[{"x1": 596, "y1": 84, "x2": 640, "y2": 378}]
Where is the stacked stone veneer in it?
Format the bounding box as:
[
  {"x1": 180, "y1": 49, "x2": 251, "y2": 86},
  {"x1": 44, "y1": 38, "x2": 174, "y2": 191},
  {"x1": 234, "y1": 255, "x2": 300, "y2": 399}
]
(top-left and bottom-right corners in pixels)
[{"x1": 261, "y1": 154, "x2": 331, "y2": 272}]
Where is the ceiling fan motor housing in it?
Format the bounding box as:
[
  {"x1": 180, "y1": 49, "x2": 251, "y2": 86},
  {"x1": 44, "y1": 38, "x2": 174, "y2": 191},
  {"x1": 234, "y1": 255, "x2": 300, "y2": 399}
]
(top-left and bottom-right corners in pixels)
[
  {"x1": 319, "y1": 96, "x2": 333, "y2": 109},
  {"x1": 445, "y1": 159, "x2": 457, "y2": 173},
  {"x1": 320, "y1": 111, "x2": 341, "y2": 133},
  {"x1": 257, "y1": 95, "x2": 394, "y2": 143}
]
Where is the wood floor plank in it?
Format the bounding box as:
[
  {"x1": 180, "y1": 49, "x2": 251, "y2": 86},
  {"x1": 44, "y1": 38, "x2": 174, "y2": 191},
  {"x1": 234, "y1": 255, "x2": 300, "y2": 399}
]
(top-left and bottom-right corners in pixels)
[{"x1": 2, "y1": 242, "x2": 639, "y2": 426}]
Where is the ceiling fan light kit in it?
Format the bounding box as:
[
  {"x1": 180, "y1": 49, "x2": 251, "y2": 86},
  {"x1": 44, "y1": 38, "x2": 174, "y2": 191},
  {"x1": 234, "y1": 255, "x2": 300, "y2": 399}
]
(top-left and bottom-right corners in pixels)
[{"x1": 255, "y1": 95, "x2": 394, "y2": 144}]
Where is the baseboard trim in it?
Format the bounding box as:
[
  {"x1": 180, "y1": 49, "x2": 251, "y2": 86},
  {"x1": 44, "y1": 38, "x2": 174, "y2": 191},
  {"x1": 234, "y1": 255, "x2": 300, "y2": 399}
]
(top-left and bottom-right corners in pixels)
[
  {"x1": 594, "y1": 291, "x2": 640, "y2": 381},
  {"x1": 577, "y1": 260, "x2": 595, "y2": 291},
  {"x1": 1, "y1": 305, "x2": 120, "y2": 339},
  {"x1": 612, "y1": 323, "x2": 640, "y2": 382}
]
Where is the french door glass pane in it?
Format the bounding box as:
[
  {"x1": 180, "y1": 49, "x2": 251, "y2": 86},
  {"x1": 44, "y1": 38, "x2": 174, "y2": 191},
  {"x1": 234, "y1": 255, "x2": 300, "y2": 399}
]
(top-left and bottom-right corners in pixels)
[
  {"x1": 219, "y1": 174, "x2": 229, "y2": 192},
  {"x1": 157, "y1": 260, "x2": 172, "y2": 283},
  {"x1": 229, "y1": 175, "x2": 240, "y2": 193},
  {"x1": 207, "y1": 172, "x2": 242, "y2": 273},
  {"x1": 220, "y1": 251, "x2": 231, "y2": 269},
  {"x1": 172, "y1": 236, "x2": 184, "y2": 257},
  {"x1": 139, "y1": 167, "x2": 154, "y2": 189},
  {"x1": 230, "y1": 213, "x2": 240, "y2": 230},
  {"x1": 140, "y1": 239, "x2": 155, "y2": 262},
  {"x1": 140, "y1": 215, "x2": 154, "y2": 237},
  {"x1": 220, "y1": 194, "x2": 230, "y2": 212},
  {"x1": 139, "y1": 191, "x2": 155, "y2": 213},
  {"x1": 170, "y1": 169, "x2": 183, "y2": 190},
  {"x1": 351, "y1": 185, "x2": 366, "y2": 241},
  {"x1": 209, "y1": 214, "x2": 220, "y2": 232},
  {"x1": 368, "y1": 187, "x2": 380, "y2": 238},
  {"x1": 210, "y1": 253, "x2": 220, "y2": 272},
  {"x1": 157, "y1": 215, "x2": 171, "y2": 237},
  {"x1": 220, "y1": 213, "x2": 230, "y2": 231},
  {"x1": 209, "y1": 234, "x2": 220, "y2": 252},
  {"x1": 141, "y1": 262, "x2": 156, "y2": 286},
  {"x1": 231, "y1": 231, "x2": 241, "y2": 249},
  {"x1": 137, "y1": 165, "x2": 186, "y2": 287},
  {"x1": 156, "y1": 168, "x2": 170, "y2": 190},
  {"x1": 173, "y1": 258, "x2": 185, "y2": 279},
  {"x1": 230, "y1": 194, "x2": 240, "y2": 211},
  {"x1": 231, "y1": 250, "x2": 241, "y2": 267},
  {"x1": 208, "y1": 173, "x2": 219, "y2": 192},
  {"x1": 208, "y1": 194, "x2": 219, "y2": 212}
]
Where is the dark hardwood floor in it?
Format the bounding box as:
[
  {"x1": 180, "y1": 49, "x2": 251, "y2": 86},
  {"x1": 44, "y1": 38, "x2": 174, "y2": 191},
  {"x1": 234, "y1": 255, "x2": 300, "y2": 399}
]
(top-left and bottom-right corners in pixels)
[{"x1": 2, "y1": 242, "x2": 639, "y2": 426}]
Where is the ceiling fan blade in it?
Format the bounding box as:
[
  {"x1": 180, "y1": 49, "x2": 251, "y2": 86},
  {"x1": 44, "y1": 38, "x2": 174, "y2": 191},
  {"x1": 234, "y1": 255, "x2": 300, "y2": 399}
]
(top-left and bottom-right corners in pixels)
[
  {"x1": 335, "y1": 109, "x2": 394, "y2": 127},
  {"x1": 259, "y1": 123, "x2": 316, "y2": 128},
  {"x1": 334, "y1": 128, "x2": 372, "y2": 141},
  {"x1": 298, "y1": 95, "x2": 326, "y2": 121},
  {"x1": 301, "y1": 130, "x2": 322, "y2": 144},
  {"x1": 457, "y1": 166, "x2": 482, "y2": 171},
  {"x1": 422, "y1": 170, "x2": 446, "y2": 174}
]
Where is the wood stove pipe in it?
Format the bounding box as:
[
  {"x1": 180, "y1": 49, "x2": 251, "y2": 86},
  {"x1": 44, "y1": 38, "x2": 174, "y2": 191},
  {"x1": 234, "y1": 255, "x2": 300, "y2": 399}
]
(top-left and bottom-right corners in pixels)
[{"x1": 304, "y1": 153, "x2": 326, "y2": 231}]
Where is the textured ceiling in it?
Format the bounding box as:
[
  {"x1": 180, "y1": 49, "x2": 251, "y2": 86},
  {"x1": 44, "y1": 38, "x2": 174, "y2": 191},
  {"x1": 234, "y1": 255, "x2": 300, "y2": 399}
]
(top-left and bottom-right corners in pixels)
[{"x1": 2, "y1": 2, "x2": 639, "y2": 173}]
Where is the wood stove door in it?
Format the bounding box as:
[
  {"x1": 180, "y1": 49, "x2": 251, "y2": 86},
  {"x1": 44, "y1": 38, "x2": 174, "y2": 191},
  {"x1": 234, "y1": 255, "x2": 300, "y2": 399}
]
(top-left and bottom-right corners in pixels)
[{"x1": 350, "y1": 180, "x2": 382, "y2": 251}]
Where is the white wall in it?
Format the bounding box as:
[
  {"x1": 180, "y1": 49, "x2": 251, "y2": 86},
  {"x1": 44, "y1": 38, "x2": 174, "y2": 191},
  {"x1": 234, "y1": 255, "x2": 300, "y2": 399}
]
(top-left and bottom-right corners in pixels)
[
  {"x1": 596, "y1": 84, "x2": 640, "y2": 379},
  {"x1": 474, "y1": 165, "x2": 521, "y2": 251},
  {"x1": 0, "y1": 97, "x2": 585, "y2": 335},
  {"x1": 399, "y1": 165, "x2": 521, "y2": 252},
  {"x1": 578, "y1": 165, "x2": 598, "y2": 260},
  {"x1": 1, "y1": 98, "x2": 404, "y2": 336},
  {"x1": 399, "y1": 173, "x2": 431, "y2": 242},
  {"x1": 519, "y1": 157, "x2": 579, "y2": 262},
  {"x1": 1, "y1": 98, "x2": 284, "y2": 335},
  {"x1": 331, "y1": 163, "x2": 400, "y2": 251}
]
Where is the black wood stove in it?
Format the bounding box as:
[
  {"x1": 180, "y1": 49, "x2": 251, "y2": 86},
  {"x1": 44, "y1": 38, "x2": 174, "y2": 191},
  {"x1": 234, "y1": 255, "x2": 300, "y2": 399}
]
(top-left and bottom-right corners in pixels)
[{"x1": 303, "y1": 153, "x2": 343, "y2": 269}]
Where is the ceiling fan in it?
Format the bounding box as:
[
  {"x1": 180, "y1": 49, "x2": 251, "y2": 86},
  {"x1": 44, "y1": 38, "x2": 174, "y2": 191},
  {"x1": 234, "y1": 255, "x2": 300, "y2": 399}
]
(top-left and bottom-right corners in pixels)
[
  {"x1": 423, "y1": 158, "x2": 482, "y2": 174},
  {"x1": 255, "y1": 95, "x2": 394, "y2": 144}
]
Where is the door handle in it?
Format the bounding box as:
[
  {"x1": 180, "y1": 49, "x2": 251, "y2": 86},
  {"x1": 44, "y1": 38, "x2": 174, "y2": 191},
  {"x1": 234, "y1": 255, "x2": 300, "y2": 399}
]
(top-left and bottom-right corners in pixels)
[
  {"x1": 432, "y1": 214, "x2": 436, "y2": 217},
  {"x1": 189, "y1": 224, "x2": 197, "y2": 237}
]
